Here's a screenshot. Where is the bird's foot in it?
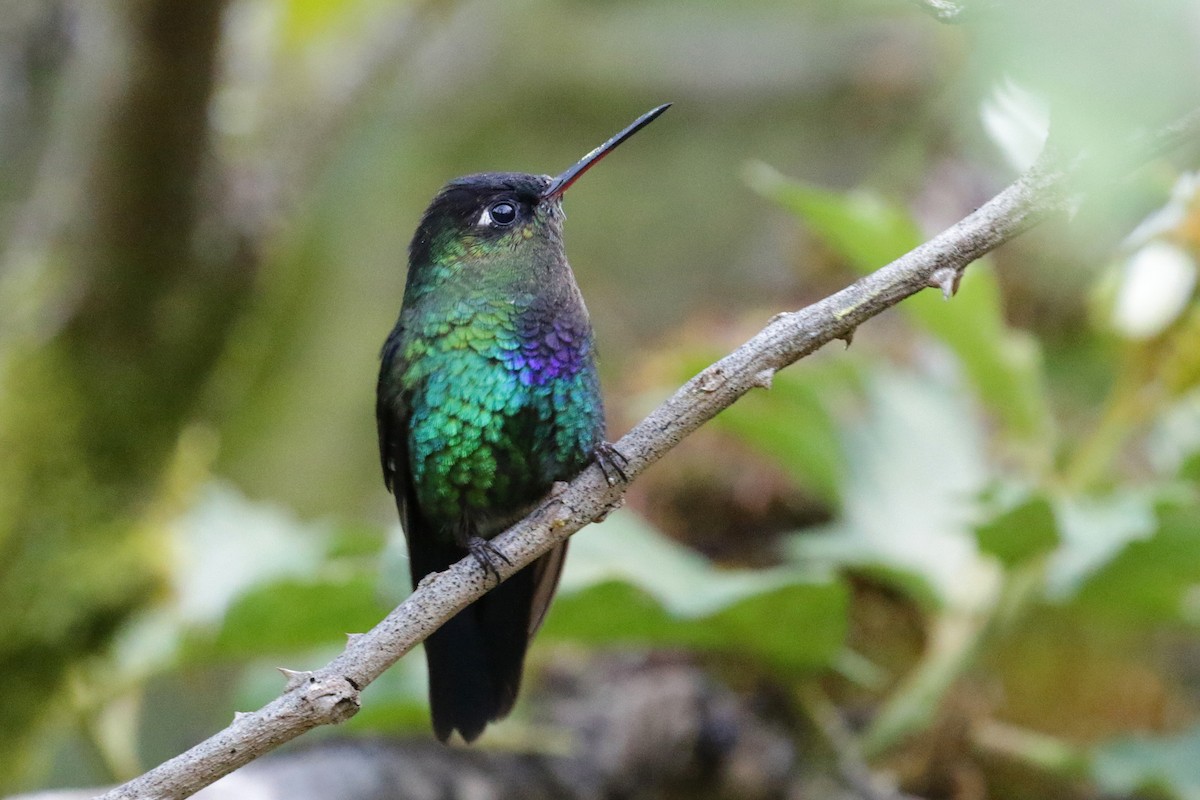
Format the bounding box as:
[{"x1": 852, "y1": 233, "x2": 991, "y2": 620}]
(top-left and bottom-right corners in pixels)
[
  {"x1": 467, "y1": 536, "x2": 512, "y2": 586},
  {"x1": 595, "y1": 441, "x2": 630, "y2": 486}
]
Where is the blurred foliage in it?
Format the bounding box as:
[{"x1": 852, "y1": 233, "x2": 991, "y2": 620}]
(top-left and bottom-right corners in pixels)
[
  {"x1": 746, "y1": 162, "x2": 1054, "y2": 454},
  {"x1": 4, "y1": 0, "x2": 1200, "y2": 798}
]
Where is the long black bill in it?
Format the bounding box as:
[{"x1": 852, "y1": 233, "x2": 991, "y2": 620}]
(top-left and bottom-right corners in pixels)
[{"x1": 541, "y1": 103, "x2": 671, "y2": 201}]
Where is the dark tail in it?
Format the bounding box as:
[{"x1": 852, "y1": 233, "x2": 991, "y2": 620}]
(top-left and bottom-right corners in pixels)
[{"x1": 419, "y1": 543, "x2": 568, "y2": 743}]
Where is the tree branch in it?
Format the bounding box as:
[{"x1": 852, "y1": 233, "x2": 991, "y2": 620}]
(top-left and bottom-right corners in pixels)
[{"x1": 94, "y1": 108, "x2": 1200, "y2": 800}]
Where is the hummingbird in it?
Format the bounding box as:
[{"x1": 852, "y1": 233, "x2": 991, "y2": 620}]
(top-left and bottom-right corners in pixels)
[{"x1": 376, "y1": 104, "x2": 670, "y2": 742}]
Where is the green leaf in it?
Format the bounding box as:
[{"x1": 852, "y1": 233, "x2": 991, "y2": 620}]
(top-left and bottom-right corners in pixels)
[
  {"x1": 194, "y1": 574, "x2": 387, "y2": 660},
  {"x1": 327, "y1": 519, "x2": 388, "y2": 560},
  {"x1": 913, "y1": 270, "x2": 1051, "y2": 447},
  {"x1": 744, "y1": 162, "x2": 921, "y2": 270},
  {"x1": 656, "y1": 345, "x2": 857, "y2": 504},
  {"x1": 777, "y1": 370, "x2": 1000, "y2": 754},
  {"x1": 172, "y1": 482, "x2": 332, "y2": 627},
  {"x1": 546, "y1": 510, "x2": 848, "y2": 672},
  {"x1": 975, "y1": 494, "x2": 1059, "y2": 567},
  {"x1": 1182, "y1": 453, "x2": 1200, "y2": 483},
  {"x1": 745, "y1": 162, "x2": 1053, "y2": 447},
  {"x1": 1044, "y1": 491, "x2": 1158, "y2": 602},
  {"x1": 170, "y1": 483, "x2": 388, "y2": 662},
  {"x1": 349, "y1": 654, "x2": 431, "y2": 733},
  {"x1": 1069, "y1": 503, "x2": 1200, "y2": 624},
  {"x1": 789, "y1": 369, "x2": 993, "y2": 610},
  {"x1": 714, "y1": 360, "x2": 858, "y2": 504}
]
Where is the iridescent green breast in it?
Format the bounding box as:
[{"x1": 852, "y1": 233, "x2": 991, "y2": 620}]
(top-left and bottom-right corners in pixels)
[{"x1": 391, "y1": 296, "x2": 604, "y2": 534}]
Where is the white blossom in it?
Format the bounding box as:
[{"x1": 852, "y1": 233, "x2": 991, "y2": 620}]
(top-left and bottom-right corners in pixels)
[{"x1": 1112, "y1": 241, "x2": 1197, "y2": 339}]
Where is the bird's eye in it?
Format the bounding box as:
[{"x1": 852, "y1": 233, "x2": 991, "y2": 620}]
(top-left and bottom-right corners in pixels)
[{"x1": 488, "y1": 201, "x2": 517, "y2": 226}]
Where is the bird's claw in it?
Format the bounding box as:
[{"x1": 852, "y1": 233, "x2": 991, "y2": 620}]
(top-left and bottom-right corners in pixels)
[
  {"x1": 595, "y1": 441, "x2": 630, "y2": 486},
  {"x1": 467, "y1": 536, "x2": 511, "y2": 585}
]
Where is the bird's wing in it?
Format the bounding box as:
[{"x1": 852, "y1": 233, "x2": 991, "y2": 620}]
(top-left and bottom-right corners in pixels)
[
  {"x1": 377, "y1": 334, "x2": 418, "y2": 540},
  {"x1": 527, "y1": 541, "x2": 567, "y2": 636},
  {"x1": 376, "y1": 336, "x2": 402, "y2": 486}
]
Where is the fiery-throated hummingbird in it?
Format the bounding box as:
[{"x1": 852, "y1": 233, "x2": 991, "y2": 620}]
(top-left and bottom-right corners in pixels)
[{"x1": 376, "y1": 104, "x2": 670, "y2": 742}]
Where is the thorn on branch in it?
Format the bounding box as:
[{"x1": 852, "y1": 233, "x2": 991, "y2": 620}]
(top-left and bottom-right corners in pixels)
[
  {"x1": 839, "y1": 329, "x2": 855, "y2": 349},
  {"x1": 345, "y1": 632, "x2": 366, "y2": 646},
  {"x1": 928, "y1": 267, "x2": 961, "y2": 299},
  {"x1": 753, "y1": 368, "x2": 775, "y2": 389},
  {"x1": 278, "y1": 667, "x2": 315, "y2": 692}
]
